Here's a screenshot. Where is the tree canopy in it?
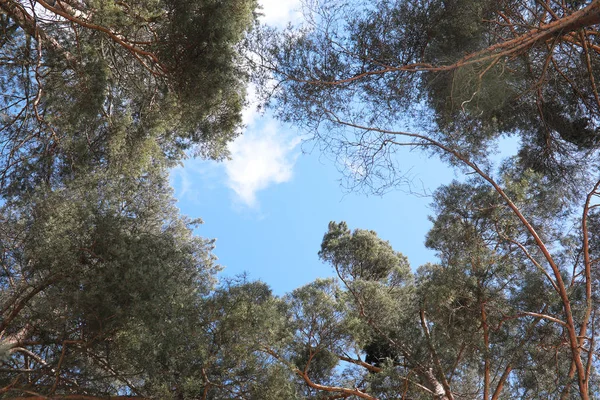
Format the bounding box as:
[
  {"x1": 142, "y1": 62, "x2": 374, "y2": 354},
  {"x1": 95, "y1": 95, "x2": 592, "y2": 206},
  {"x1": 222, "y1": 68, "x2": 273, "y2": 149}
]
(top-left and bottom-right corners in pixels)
[
  {"x1": 249, "y1": 0, "x2": 600, "y2": 399},
  {"x1": 257, "y1": 0, "x2": 600, "y2": 194},
  {"x1": 0, "y1": 0, "x2": 258, "y2": 197},
  {"x1": 0, "y1": 0, "x2": 264, "y2": 398},
  {"x1": 253, "y1": 212, "x2": 599, "y2": 399},
  {"x1": 3, "y1": 0, "x2": 600, "y2": 399}
]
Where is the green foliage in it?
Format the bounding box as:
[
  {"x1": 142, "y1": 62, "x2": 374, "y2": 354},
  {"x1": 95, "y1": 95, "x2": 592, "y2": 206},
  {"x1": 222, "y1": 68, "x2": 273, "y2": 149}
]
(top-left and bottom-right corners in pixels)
[
  {"x1": 0, "y1": 0, "x2": 258, "y2": 199},
  {"x1": 259, "y1": 0, "x2": 600, "y2": 193},
  {"x1": 259, "y1": 208, "x2": 599, "y2": 398},
  {"x1": 0, "y1": 169, "x2": 218, "y2": 395},
  {"x1": 319, "y1": 221, "x2": 411, "y2": 283},
  {"x1": 3, "y1": 0, "x2": 600, "y2": 398},
  {"x1": 421, "y1": 171, "x2": 593, "y2": 398},
  {"x1": 114, "y1": 279, "x2": 295, "y2": 399},
  {"x1": 0, "y1": 1, "x2": 276, "y2": 398},
  {"x1": 156, "y1": 0, "x2": 258, "y2": 155}
]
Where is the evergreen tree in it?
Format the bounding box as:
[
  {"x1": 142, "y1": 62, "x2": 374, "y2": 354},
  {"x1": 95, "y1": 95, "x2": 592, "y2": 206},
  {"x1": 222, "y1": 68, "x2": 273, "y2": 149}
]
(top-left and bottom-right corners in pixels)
[
  {"x1": 261, "y1": 218, "x2": 600, "y2": 399},
  {"x1": 257, "y1": 0, "x2": 600, "y2": 194},
  {"x1": 0, "y1": 1, "x2": 266, "y2": 398},
  {"x1": 5, "y1": 0, "x2": 600, "y2": 399},
  {"x1": 0, "y1": 0, "x2": 258, "y2": 197},
  {"x1": 252, "y1": 3, "x2": 600, "y2": 397},
  {"x1": 0, "y1": 170, "x2": 211, "y2": 397}
]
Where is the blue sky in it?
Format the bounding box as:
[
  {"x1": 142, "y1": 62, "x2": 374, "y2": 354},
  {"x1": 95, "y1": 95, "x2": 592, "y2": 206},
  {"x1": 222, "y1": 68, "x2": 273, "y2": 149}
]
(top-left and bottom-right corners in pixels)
[
  {"x1": 171, "y1": 114, "x2": 461, "y2": 295},
  {"x1": 169, "y1": 0, "x2": 462, "y2": 295}
]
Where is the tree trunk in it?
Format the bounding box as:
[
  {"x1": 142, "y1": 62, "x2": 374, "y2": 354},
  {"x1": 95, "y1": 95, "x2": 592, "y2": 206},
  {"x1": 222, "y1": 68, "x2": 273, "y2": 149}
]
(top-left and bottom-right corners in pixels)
[{"x1": 423, "y1": 368, "x2": 451, "y2": 400}]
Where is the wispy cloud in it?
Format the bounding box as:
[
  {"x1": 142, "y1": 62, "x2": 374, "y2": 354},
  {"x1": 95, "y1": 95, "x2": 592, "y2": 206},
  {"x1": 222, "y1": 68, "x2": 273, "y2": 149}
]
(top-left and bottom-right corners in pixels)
[
  {"x1": 225, "y1": 119, "x2": 301, "y2": 208},
  {"x1": 170, "y1": 157, "x2": 221, "y2": 203}
]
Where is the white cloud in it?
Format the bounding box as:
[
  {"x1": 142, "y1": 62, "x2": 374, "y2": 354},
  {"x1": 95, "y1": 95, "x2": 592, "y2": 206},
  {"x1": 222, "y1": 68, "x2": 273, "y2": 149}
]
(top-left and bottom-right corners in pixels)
[
  {"x1": 172, "y1": 0, "x2": 304, "y2": 209},
  {"x1": 258, "y1": 0, "x2": 302, "y2": 27},
  {"x1": 225, "y1": 119, "x2": 301, "y2": 208},
  {"x1": 220, "y1": 0, "x2": 304, "y2": 207},
  {"x1": 170, "y1": 107, "x2": 302, "y2": 209}
]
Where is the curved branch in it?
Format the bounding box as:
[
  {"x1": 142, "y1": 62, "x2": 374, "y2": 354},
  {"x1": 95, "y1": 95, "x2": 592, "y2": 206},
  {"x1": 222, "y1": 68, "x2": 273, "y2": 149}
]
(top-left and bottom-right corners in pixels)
[
  {"x1": 278, "y1": 1, "x2": 600, "y2": 86},
  {"x1": 322, "y1": 113, "x2": 590, "y2": 399},
  {"x1": 0, "y1": 0, "x2": 75, "y2": 62},
  {"x1": 35, "y1": 0, "x2": 166, "y2": 74},
  {"x1": 295, "y1": 369, "x2": 377, "y2": 400}
]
